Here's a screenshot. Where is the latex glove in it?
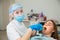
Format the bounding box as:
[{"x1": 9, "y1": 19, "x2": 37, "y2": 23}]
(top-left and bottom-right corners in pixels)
[{"x1": 29, "y1": 23, "x2": 43, "y2": 31}]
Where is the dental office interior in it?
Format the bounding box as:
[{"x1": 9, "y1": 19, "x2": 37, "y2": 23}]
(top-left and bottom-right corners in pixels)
[{"x1": 0, "y1": 0, "x2": 60, "y2": 40}]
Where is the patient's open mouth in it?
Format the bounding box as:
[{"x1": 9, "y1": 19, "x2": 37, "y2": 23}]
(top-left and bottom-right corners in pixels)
[
  {"x1": 44, "y1": 27, "x2": 46, "y2": 30},
  {"x1": 39, "y1": 27, "x2": 46, "y2": 33}
]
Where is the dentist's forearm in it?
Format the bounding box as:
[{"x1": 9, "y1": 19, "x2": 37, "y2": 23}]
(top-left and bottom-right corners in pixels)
[
  {"x1": 21, "y1": 28, "x2": 32, "y2": 40},
  {"x1": 17, "y1": 28, "x2": 32, "y2": 40}
]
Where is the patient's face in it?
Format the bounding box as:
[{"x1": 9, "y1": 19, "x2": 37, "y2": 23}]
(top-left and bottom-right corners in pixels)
[{"x1": 42, "y1": 21, "x2": 54, "y2": 35}]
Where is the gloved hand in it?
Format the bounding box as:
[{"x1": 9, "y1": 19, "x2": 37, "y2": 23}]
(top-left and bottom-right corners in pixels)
[{"x1": 29, "y1": 23, "x2": 43, "y2": 31}]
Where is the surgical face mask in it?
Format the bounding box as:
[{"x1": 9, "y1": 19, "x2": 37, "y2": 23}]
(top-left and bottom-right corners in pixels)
[{"x1": 15, "y1": 14, "x2": 25, "y2": 22}]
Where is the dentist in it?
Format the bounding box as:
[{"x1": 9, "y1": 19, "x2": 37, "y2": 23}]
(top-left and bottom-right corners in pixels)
[{"x1": 6, "y1": 3, "x2": 43, "y2": 40}]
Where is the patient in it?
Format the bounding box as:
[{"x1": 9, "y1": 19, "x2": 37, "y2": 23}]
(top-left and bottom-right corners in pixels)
[
  {"x1": 30, "y1": 20, "x2": 59, "y2": 40},
  {"x1": 42, "y1": 20, "x2": 59, "y2": 40}
]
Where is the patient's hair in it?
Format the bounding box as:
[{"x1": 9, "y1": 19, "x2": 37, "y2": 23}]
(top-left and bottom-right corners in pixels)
[{"x1": 46, "y1": 20, "x2": 59, "y2": 40}]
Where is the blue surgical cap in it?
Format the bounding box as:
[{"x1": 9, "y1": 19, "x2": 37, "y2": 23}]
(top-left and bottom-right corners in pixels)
[{"x1": 9, "y1": 3, "x2": 23, "y2": 14}]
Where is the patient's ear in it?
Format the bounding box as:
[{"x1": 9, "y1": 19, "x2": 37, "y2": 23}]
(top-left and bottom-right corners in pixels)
[{"x1": 52, "y1": 29, "x2": 55, "y2": 33}]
